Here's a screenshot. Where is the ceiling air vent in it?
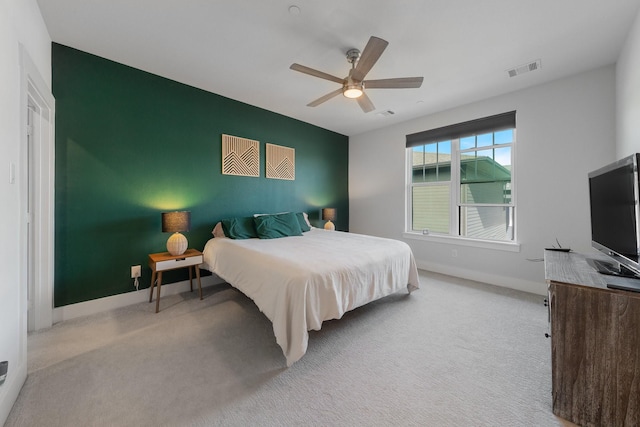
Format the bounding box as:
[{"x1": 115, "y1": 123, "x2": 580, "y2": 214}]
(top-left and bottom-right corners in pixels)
[
  {"x1": 376, "y1": 110, "x2": 395, "y2": 117},
  {"x1": 507, "y1": 59, "x2": 541, "y2": 78}
]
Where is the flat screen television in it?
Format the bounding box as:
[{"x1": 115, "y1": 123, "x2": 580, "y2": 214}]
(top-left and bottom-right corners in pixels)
[{"x1": 588, "y1": 153, "x2": 640, "y2": 285}]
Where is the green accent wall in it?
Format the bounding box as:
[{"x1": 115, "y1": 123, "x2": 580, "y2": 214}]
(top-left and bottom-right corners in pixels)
[{"x1": 52, "y1": 43, "x2": 349, "y2": 307}]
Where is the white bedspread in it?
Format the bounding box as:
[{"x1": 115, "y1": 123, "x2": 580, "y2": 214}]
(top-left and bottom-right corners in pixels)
[{"x1": 201, "y1": 228, "x2": 420, "y2": 366}]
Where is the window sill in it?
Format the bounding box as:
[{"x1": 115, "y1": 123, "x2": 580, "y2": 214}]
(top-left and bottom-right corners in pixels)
[{"x1": 402, "y1": 232, "x2": 521, "y2": 252}]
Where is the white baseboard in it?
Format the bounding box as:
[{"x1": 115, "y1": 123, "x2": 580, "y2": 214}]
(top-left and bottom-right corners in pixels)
[
  {"x1": 51, "y1": 263, "x2": 545, "y2": 324},
  {"x1": 53, "y1": 275, "x2": 225, "y2": 324},
  {"x1": 0, "y1": 358, "x2": 26, "y2": 426},
  {"x1": 416, "y1": 259, "x2": 547, "y2": 296}
]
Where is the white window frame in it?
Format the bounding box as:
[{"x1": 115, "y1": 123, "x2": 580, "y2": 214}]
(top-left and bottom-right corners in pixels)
[{"x1": 405, "y1": 130, "x2": 519, "y2": 252}]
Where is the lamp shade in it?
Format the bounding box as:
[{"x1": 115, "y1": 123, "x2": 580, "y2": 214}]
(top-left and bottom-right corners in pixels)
[
  {"x1": 161, "y1": 211, "x2": 191, "y2": 233},
  {"x1": 322, "y1": 208, "x2": 336, "y2": 222},
  {"x1": 162, "y1": 211, "x2": 191, "y2": 255}
]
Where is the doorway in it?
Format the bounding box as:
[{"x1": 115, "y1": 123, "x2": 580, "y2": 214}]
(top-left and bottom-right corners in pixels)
[{"x1": 21, "y1": 49, "x2": 55, "y2": 332}]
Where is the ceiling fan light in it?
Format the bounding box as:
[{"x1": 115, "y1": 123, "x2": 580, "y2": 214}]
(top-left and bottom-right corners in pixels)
[{"x1": 343, "y1": 84, "x2": 363, "y2": 99}]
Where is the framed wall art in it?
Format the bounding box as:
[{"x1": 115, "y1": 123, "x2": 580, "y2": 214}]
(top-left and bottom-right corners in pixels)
[
  {"x1": 266, "y1": 143, "x2": 295, "y2": 180},
  {"x1": 221, "y1": 134, "x2": 260, "y2": 177}
]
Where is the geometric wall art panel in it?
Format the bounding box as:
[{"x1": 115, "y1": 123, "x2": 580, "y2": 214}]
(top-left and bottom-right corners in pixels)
[
  {"x1": 221, "y1": 134, "x2": 260, "y2": 177},
  {"x1": 266, "y1": 143, "x2": 295, "y2": 180}
]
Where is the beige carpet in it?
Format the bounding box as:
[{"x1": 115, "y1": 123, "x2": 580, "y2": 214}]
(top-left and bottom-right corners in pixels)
[{"x1": 5, "y1": 271, "x2": 573, "y2": 426}]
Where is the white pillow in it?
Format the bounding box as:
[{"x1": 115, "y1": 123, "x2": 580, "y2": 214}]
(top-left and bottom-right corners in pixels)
[
  {"x1": 212, "y1": 222, "x2": 226, "y2": 238},
  {"x1": 253, "y1": 212, "x2": 288, "y2": 217},
  {"x1": 302, "y1": 212, "x2": 312, "y2": 229}
]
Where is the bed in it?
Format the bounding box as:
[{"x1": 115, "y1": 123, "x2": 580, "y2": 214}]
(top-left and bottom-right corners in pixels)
[{"x1": 201, "y1": 226, "x2": 420, "y2": 366}]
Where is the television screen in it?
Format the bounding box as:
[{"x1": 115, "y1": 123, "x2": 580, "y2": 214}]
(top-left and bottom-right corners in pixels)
[{"x1": 588, "y1": 154, "x2": 640, "y2": 272}]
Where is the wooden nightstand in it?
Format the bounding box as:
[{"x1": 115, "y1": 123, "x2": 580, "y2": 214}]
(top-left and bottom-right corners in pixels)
[{"x1": 148, "y1": 248, "x2": 203, "y2": 313}]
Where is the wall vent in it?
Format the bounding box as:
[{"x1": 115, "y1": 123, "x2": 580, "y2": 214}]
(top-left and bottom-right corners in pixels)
[{"x1": 507, "y1": 59, "x2": 541, "y2": 78}]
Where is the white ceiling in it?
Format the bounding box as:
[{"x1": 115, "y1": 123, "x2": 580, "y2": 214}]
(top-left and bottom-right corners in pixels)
[{"x1": 37, "y1": 0, "x2": 640, "y2": 136}]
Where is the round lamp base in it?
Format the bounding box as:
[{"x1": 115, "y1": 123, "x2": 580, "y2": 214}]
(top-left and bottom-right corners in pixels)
[{"x1": 167, "y1": 232, "x2": 188, "y2": 255}]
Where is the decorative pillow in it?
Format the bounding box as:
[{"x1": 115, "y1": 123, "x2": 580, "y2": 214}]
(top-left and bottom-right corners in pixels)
[
  {"x1": 296, "y1": 212, "x2": 311, "y2": 232},
  {"x1": 254, "y1": 212, "x2": 303, "y2": 239},
  {"x1": 252, "y1": 212, "x2": 312, "y2": 230},
  {"x1": 221, "y1": 216, "x2": 258, "y2": 239},
  {"x1": 212, "y1": 222, "x2": 226, "y2": 238}
]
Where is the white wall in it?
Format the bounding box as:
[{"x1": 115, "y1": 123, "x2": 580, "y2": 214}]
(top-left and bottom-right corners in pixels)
[
  {"x1": 0, "y1": 0, "x2": 51, "y2": 424},
  {"x1": 350, "y1": 66, "x2": 616, "y2": 295},
  {"x1": 617, "y1": 7, "x2": 640, "y2": 157}
]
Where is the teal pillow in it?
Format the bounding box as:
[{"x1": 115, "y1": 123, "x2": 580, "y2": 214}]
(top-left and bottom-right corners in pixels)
[
  {"x1": 296, "y1": 212, "x2": 311, "y2": 232},
  {"x1": 221, "y1": 216, "x2": 258, "y2": 239},
  {"x1": 254, "y1": 212, "x2": 303, "y2": 239}
]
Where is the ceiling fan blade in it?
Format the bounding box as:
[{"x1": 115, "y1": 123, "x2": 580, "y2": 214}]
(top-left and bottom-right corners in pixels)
[
  {"x1": 364, "y1": 77, "x2": 424, "y2": 89},
  {"x1": 307, "y1": 88, "x2": 343, "y2": 107},
  {"x1": 356, "y1": 92, "x2": 375, "y2": 113},
  {"x1": 290, "y1": 63, "x2": 344, "y2": 84},
  {"x1": 352, "y1": 36, "x2": 389, "y2": 81}
]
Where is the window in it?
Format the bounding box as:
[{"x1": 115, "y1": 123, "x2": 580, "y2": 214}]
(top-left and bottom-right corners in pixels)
[{"x1": 406, "y1": 111, "x2": 516, "y2": 242}]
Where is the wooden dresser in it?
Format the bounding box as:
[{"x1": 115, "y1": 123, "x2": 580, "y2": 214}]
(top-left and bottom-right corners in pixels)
[{"x1": 544, "y1": 250, "x2": 640, "y2": 427}]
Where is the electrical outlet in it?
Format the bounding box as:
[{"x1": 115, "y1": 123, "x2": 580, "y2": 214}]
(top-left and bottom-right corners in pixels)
[{"x1": 131, "y1": 265, "x2": 141, "y2": 278}]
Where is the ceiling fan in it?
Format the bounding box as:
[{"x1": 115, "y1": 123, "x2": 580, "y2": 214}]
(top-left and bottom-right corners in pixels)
[{"x1": 290, "y1": 36, "x2": 424, "y2": 113}]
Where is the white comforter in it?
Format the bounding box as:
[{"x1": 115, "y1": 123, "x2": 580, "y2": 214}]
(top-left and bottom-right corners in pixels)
[{"x1": 202, "y1": 228, "x2": 420, "y2": 366}]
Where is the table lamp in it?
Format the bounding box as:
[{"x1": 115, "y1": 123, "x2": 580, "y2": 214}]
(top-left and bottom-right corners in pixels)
[
  {"x1": 162, "y1": 211, "x2": 191, "y2": 255},
  {"x1": 322, "y1": 208, "x2": 336, "y2": 231}
]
